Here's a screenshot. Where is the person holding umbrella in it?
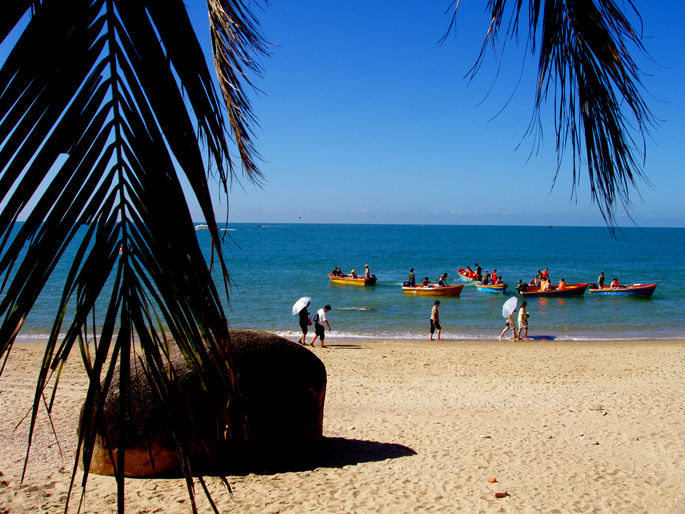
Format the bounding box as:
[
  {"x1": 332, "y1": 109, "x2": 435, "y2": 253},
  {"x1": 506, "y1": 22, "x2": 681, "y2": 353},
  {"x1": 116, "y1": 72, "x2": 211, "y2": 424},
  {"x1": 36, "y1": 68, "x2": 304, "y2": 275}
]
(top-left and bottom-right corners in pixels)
[
  {"x1": 292, "y1": 297, "x2": 311, "y2": 345},
  {"x1": 500, "y1": 296, "x2": 519, "y2": 341}
]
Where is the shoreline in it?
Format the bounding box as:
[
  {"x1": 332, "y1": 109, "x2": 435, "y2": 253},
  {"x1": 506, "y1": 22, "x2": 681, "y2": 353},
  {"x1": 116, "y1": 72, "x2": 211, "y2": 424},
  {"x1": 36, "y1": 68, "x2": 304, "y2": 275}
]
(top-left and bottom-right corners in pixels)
[{"x1": 1, "y1": 338, "x2": 684, "y2": 513}]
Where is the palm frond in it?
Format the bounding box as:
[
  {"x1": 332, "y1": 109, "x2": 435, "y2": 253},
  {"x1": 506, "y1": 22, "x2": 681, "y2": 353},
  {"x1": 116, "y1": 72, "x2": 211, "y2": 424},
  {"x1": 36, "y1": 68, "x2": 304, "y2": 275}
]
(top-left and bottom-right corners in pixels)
[
  {"x1": 446, "y1": 0, "x2": 654, "y2": 226},
  {"x1": 0, "y1": 0, "x2": 266, "y2": 511}
]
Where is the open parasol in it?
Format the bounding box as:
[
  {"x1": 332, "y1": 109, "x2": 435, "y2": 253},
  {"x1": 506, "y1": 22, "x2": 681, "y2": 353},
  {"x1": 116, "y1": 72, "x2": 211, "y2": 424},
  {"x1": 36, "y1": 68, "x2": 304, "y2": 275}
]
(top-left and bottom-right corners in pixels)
[
  {"x1": 292, "y1": 296, "x2": 311, "y2": 315},
  {"x1": 502, "y1": 296, "x2": 518, "y2": 318}
]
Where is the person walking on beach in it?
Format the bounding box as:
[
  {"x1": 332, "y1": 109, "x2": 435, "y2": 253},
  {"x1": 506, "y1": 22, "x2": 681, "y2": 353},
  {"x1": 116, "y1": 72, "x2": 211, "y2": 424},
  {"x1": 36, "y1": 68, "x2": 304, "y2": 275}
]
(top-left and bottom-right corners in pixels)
[
  {"x1": 310, "y1": 304, "x2": 332, "y2": 348},
  {"x1": 517, "y1": 301, "x2": 529, "y2": 341},
  {"x1": 430, "y1": 301, "x2": 442, "y2": 341},
  {"x1": 499, "y1": 309, "x2": 518, "y2": 341},
  {"x1": 297, "y1": 300, "x2": 311, "y2": 345}
]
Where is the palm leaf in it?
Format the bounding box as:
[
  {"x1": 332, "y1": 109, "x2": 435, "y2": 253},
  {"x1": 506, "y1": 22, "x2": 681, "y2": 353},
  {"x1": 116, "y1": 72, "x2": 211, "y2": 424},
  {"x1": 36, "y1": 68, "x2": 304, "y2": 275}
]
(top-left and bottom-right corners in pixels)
[
  {"x1": 445, "y1": 0, "x2": 654, "y2": 226},
  {"x1": 0, "y1": 0, "x2": 266, "y2": 512}
]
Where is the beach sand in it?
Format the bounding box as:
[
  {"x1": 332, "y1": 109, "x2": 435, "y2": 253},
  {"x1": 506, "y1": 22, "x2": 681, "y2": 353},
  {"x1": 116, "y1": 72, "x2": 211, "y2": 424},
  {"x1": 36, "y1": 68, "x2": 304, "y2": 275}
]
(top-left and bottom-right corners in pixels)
[{"x1": 1, "y1": 339, "x2": 684, "y2": 513}]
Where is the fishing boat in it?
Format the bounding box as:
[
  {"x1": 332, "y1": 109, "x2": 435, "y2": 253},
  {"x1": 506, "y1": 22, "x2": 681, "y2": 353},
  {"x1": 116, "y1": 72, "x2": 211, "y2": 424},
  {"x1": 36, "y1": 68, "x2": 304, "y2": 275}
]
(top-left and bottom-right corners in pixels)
[
  {"x1": 475, "y1": 283, "x2": 507, "y2": 294},
  {"x1": 519, "y1": 282, "x2": 589, "y2": 297},
  {"x1": 457, "y1": 268, "x2": 477, "y2": 282},
  {"x1": 588, "y1": 283, "x2": 657, "y2": 297},
  {"x1": 328, "y1": 273, "x2": 377, "y2": 286},
  {"x1": 402, "y1": 284, "x2": 464, "y2": 296}
]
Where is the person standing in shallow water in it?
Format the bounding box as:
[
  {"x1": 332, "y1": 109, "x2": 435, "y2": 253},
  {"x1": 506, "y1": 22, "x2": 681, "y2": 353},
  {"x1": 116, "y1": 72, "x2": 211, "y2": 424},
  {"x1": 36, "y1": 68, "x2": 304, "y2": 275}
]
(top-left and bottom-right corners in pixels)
[
  {"x1": 430, "y1": 300, "x2": 442, "y2": 341},
  {"x1": 297, "y1": 300, "x2": 310, "y2": 345}
]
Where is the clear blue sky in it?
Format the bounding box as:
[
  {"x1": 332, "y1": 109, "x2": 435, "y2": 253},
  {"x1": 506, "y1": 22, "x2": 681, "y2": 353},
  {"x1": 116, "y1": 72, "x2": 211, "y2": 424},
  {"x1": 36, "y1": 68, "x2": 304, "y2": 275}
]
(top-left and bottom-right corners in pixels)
[{"x1": 192, "y1": 1, "x2": 684, "y2": 227}]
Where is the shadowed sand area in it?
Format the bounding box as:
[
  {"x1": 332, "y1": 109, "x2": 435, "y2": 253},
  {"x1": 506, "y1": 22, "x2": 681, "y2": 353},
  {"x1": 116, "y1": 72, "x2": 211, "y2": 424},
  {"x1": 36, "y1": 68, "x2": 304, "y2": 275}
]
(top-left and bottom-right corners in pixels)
[{"x1": 1, "y1": 339, "x2": 683, "y2": 513}]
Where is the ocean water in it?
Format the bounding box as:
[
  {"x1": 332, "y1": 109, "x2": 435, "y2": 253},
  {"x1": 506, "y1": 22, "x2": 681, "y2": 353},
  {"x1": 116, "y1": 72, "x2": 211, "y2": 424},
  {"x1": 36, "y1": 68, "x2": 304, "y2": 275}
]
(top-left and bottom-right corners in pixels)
[{"x1": 10, "y1": 223, "x2": 685, "y2": 342}]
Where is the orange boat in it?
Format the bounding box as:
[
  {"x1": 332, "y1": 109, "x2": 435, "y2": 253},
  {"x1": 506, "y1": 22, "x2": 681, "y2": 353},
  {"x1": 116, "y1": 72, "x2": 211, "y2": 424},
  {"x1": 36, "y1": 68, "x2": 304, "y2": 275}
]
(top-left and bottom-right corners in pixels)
[
  {"x1": 328, "y1": 273, "x2": 377, "y2": 286},
  {"x1": 402, "y1": 284, "x2": 464, "y2": 296},
  {"x1": 519, "y1": 282, "x2": 588, "y2": 297}
]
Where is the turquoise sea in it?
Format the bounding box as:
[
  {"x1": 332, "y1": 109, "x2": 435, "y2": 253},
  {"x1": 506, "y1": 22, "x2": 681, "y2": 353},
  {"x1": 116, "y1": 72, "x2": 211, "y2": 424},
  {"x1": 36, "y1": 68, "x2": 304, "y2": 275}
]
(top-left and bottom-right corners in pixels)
[{"x1": 12, "y1": 224, "x2": 685, "y2": 342}]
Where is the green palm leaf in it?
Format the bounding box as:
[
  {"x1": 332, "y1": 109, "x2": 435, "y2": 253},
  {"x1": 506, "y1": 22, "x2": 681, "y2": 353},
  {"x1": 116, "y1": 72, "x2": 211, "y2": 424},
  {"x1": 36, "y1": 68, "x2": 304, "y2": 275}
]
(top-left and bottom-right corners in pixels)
[
  {"x1": 0, "y1": 0, "x2": 266, "y2": 512},
  {"x1": 446, "y1": 0, "x2": 654, "y2": 225}
]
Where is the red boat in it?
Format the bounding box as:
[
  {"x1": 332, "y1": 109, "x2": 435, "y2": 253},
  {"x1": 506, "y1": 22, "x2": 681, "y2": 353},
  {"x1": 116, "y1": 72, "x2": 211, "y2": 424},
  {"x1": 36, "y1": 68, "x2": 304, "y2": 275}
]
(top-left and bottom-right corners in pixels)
[
  {"x1": 588, "y1": 283, "x2": 657, "y2": 297},
  {"x1": 402, "y1": 284, "x2": 464, "y2": 297},
  {"x1": 519, "y1": 282, "x2": 589, "y2": 297}
]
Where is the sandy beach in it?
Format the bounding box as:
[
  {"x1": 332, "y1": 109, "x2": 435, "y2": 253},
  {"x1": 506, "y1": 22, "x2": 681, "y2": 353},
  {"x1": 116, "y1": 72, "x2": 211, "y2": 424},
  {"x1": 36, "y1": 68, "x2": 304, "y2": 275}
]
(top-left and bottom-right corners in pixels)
[{"x1": 1, "y1": 338, "x2": 684, "y2": 513}]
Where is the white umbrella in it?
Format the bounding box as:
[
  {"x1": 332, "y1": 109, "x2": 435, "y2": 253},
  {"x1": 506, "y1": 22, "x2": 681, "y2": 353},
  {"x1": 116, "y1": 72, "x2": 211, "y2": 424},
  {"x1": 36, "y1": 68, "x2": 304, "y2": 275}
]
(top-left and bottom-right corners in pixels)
[
  {"x1": 292, "y1": 296, "x2": 311, "y2": 315},
  {"x1": 502, "y1": 296, "x2": 518, "y2": 318}
]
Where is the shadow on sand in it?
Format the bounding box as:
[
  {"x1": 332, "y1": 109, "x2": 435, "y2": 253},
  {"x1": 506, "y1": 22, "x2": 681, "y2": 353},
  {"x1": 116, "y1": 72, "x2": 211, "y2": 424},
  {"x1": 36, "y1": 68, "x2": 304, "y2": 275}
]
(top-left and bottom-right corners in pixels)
[{"x1": 162, "y1": 437, "x2": 416, "y2": 477}]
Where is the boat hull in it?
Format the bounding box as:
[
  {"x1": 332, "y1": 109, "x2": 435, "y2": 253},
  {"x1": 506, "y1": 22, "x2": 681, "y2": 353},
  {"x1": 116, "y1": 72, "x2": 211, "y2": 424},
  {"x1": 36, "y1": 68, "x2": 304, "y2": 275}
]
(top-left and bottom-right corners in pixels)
[
  {"x1": 475, "y1": 283, "x2": 507, "y2": 294},
  {"x1": 519, "y1": 283, "x2": 588, "y2": 297},
  {"x1": 329, "y1": 274, "x2": 377, "y2": 286},
  {"x1": 588, "y1": 283, "x2": 657, "y2": 297},
  {"x1": 402, "y1": 284, "x2": 464, "y2": 297}
]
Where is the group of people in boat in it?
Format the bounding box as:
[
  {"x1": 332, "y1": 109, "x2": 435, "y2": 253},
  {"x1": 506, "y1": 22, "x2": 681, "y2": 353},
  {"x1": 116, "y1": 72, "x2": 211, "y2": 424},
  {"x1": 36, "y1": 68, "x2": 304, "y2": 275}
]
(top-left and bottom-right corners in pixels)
[
  {"x1": 461, "y1": 264, "x2": 504, "y2": 286},
  {"x1": 331, "y1": 264, "x2": 374, "y2": 279},
  {"x1": 596, "y1": 271, "x2": 621, "y2": 289},
  {"x1": 406, "y1": 269, "x2": 450, "y2": 287}
]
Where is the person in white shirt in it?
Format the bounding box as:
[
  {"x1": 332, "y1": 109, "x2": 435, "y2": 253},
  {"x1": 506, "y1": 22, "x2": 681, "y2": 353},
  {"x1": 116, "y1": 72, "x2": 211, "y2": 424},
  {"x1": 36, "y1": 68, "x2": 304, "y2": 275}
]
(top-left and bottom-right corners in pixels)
[{"x1": 310, "y1": 304, "x2": 332, "y2": 348}]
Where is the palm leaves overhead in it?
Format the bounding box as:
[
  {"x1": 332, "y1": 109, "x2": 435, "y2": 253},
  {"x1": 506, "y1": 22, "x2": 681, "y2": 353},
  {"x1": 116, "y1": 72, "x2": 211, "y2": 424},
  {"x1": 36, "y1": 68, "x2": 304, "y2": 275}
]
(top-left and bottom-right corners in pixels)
[
  {"x1": 446, "y1": 0, "x2": 654, "y2": 224},
  {"x1": 0, "y1": 0, "x2": 265, "y2": 512}
]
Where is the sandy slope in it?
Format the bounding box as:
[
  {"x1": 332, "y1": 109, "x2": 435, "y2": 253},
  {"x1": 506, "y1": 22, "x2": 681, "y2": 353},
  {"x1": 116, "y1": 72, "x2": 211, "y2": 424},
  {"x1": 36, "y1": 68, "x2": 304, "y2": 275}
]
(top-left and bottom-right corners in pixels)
[{"x1": 1, "y1": 339, "x2": 684, "y2": 513}]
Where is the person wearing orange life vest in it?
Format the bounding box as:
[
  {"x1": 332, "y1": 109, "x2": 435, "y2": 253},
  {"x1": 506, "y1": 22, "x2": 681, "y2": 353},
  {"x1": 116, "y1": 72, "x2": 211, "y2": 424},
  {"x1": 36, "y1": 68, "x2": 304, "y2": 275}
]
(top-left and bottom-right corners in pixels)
[
  {"x1": 491, "y1": 269, "x2": 498, "y2": 283},
  {"x1": 557, "y1": 278, "x2": 566, "y2": 290},
  {"x1": 610, "y1": 278, "x2": 620, "y2": 288}
]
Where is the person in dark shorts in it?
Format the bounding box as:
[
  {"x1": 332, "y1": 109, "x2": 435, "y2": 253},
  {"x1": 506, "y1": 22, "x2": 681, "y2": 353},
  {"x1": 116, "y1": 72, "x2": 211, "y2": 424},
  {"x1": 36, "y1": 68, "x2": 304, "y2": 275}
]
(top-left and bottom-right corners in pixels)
[
  {"x1": 311, "y1": 304, "x2": 332, "y2": 347},
  {"x1": 297, "y1": 300, "x2": 310, "y2": 345},
  {"x1": 430, "y1": 300, "x2": 441, "y2": 341}
]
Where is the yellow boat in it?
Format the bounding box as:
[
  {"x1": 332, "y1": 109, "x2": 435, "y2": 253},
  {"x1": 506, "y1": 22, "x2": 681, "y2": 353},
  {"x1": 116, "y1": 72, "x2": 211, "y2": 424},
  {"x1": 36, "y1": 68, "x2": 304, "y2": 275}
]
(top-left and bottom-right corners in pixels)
[{"x1": 328, "y1": 273, "x2": 377, "y2": 286}]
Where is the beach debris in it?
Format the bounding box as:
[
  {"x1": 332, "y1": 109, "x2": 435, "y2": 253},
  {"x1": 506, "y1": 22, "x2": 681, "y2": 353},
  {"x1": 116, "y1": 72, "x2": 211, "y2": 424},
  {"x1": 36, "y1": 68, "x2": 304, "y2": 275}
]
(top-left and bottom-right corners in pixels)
[
  {"x1": 544, "y1": 434, "x2": 553, "y2": 439},
  {"x1": 487, "y1": 477, "x2": 497, "y2": 483},
  {"x1": 347, "y1": 426, "x2": 356, "y2": 430},
  {"x1": 494, "y1": 491, "x2": 509, "y2": 498},
  {"x1": 479, "y1": 434, "x2": 492, "y2": 439}
]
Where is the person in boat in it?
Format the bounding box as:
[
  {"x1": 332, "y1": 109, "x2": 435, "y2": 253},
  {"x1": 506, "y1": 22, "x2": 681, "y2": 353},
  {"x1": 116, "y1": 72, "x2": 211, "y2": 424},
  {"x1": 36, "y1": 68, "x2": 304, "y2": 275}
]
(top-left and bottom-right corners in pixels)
[
  {"x1": 331, "y1": 267, "x2": 339, "y2": 276},
  {"x1": 494, "y1": 275, "x2": 503, "y2": 285},
  {"x1": 438, "y1": 273, "x2": 448, "y2": 286},
  {"x1": 517, "y1": 301, "x2": 529, "y2": 341},
  {"x1": 491, "y1": 269, "x2": 498, "y2": 283},
  {"x1": 465, "y1": 266, "x2": 474, "y2": 278},
  {"x1": 310, "y1": 304, "x2": 332, "y2": 348},
  {"x1": 540, "y1": 277, "x2": 551, "y2": 291},
  {"x1": 475, "y1": 263, "x2": 483, "y2": 281},
  {"x1": 481, "y1": 270, "x2": 490, "y2": 285},
  {"x1": 558, "y1": 278, "x2": 566, "y2": 290},
  {"x1": 541, "y1": 268, "x2": 550, "y2": 282},
  {"x1": 598, "y1": 272, "x2": 605, "y2": 288},
  {"x1": 430, "y1": 300, "x2": 442, "y2": 341},
  {"x1": 422, "y1": 276, "x2": 433, "y2": 286},
  {"x1": 350, "y1": 269, "x2": 358, "y2": 279},
  {"x1": 364, "y1": 264, "x2": 371, "y2": 279},
  {"x1": 535, "y1": 269, "x2": 542, "y2": 285},
  {"x1": 610, "y1": 277, "x2": 620, "y2": 288},
  {"x1": 408, "y1": 268, "x2": 416, "y2": 287},
  {"x1": 515, "y1": 279, "x2": 528, "y2": 293}
]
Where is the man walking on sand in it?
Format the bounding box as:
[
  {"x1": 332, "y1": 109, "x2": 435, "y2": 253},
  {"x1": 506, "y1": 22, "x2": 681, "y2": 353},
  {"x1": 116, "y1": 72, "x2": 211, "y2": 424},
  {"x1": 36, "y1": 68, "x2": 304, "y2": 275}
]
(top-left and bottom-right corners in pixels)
[
  {"x1": 430, "y1": 300, "x2": 442, "y2": 341},
  {"x1": 310, "y1": 304, "x2": 332, "y2": 348}
]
